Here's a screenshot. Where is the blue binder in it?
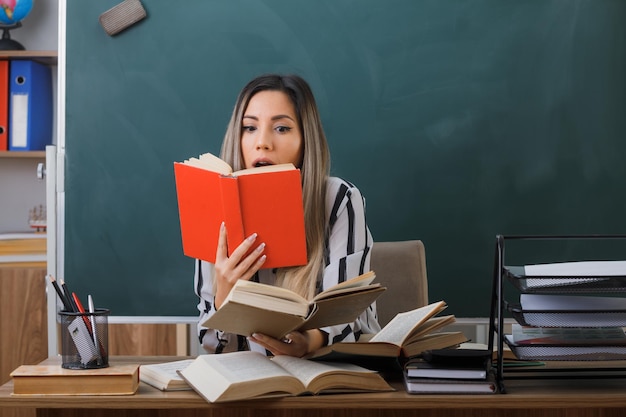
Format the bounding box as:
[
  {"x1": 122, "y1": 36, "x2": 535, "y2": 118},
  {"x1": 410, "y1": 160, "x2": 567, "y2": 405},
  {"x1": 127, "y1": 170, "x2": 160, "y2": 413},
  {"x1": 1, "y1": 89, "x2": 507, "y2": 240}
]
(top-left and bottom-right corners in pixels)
[{"x1": 8, "y1": 60, "x2": 53, "y2": 151}]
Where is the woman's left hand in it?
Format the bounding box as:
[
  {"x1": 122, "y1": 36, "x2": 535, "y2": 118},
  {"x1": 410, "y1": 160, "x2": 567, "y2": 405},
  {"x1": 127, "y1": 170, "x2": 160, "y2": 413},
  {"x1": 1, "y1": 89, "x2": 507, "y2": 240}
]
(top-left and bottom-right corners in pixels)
[{"x1": 248, "y1": 331, "x2": 310, "y2": 357}]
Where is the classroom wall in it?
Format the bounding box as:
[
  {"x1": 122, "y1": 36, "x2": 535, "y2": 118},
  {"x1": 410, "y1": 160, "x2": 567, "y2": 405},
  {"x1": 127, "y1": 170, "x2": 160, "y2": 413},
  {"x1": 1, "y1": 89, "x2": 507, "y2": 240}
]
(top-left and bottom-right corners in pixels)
[{"x1": 64, "y1": 0, "x2": 626, "y2": 317}]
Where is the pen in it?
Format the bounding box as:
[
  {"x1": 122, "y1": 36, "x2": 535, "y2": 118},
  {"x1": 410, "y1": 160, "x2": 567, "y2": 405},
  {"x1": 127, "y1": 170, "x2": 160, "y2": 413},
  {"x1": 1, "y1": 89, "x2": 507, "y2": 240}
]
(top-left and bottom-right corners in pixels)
[
  {"x1": 88, "y1": 294, "x2": 102, "y2": 364},
  {"x1": 72, "y1": 292, "x2": 94, "y2": 335},
  {"x1": 48, "y1": 275, "x2": 73, "y2": 312}
]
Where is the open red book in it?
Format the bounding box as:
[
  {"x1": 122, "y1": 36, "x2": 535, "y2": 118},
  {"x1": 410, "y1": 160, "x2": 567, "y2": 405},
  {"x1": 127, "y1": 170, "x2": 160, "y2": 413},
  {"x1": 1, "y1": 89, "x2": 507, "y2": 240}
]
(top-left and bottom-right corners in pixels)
[{"x1": 173, "y1": 152, "x2": 307, "y2": 269}]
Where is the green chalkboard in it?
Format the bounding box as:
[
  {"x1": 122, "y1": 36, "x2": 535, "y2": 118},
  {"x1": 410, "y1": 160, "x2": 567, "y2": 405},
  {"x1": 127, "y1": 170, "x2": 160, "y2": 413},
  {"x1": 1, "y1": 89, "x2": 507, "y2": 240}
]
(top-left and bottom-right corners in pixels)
[{"x1": 65, "y1": 0, "x2": 626, "y2": 317}]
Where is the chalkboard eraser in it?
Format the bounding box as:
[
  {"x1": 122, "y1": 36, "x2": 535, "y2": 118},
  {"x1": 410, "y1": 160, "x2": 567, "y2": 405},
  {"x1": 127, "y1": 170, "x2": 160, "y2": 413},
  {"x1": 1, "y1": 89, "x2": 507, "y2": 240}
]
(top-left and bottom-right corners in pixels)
[{"x1": 99, "y1": 0, "x2": 147, "y2": 36}]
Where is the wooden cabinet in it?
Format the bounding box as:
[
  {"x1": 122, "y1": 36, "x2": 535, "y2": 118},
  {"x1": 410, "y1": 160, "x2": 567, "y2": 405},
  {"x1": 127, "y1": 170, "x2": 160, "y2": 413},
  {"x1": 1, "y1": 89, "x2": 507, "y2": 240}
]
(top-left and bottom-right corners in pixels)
[{"x1": 0, "y1": 265, "x2": 47, "y2": 417}]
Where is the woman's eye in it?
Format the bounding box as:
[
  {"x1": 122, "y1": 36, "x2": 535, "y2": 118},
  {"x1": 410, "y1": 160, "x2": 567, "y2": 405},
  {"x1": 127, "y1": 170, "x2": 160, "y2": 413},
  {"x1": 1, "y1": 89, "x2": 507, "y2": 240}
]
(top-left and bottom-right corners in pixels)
[
  {"x1": 275, "y1": 126, "x2": 291, "y2": 133},
  {"x1": 242, "y1": 125, "x2": 256, "y2": 132}
]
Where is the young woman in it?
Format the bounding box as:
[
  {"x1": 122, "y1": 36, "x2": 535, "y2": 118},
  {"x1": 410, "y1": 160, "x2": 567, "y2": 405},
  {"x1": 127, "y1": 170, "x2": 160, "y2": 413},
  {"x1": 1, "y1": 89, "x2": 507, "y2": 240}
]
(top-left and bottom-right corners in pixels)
[{"x1": 195, "y1": 74, "x2": 380, "y2": 357}]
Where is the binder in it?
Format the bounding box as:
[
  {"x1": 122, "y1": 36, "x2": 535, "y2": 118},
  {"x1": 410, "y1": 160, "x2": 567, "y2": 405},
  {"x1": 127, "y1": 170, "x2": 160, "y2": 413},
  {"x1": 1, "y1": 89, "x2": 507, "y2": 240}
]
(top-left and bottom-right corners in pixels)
[
  {"x1": 0, "y1": 60, "x2": 8, "y2": 151},
  {"x1": 8, "y1": 60, "x2": 53, "y2": 151}
]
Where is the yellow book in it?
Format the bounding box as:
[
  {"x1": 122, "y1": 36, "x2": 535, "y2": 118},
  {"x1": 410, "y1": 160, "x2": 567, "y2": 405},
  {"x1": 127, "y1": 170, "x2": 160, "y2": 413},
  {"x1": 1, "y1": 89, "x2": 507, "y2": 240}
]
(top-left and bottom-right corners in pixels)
[{"x1": 11, "y1": 364, "x2": 139, "y2": 395}]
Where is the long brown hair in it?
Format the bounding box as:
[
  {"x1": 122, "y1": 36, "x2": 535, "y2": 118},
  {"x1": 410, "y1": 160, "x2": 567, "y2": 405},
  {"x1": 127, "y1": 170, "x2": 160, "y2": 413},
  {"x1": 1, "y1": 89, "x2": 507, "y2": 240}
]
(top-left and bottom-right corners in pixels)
[{"x1": 220, "y1": 74, "x2": 330, "y2": 299}]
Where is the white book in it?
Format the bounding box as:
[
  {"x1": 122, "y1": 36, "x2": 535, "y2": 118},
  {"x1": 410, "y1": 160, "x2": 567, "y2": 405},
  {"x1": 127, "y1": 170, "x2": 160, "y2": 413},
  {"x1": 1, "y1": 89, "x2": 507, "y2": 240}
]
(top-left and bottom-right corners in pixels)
[
  {"x1": 520, "y1": 294, "x2": 626, "y2": 327},
  {"x1": 525, "y1": 261, "x2": 626, "y2": 276},
  {"x1": 511, "y1": 323, "x2": 626, "y2": 345},
  {"x1": 520, "y1": 260, "x2": 626, "y2": 289}
]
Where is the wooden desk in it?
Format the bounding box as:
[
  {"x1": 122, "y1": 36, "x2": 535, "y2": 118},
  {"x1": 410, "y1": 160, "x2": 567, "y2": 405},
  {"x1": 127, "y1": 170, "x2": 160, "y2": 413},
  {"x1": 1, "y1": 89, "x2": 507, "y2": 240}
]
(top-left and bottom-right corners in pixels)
[{"x1": 1, "y1": 357, "x2": 626, "y2": 417}]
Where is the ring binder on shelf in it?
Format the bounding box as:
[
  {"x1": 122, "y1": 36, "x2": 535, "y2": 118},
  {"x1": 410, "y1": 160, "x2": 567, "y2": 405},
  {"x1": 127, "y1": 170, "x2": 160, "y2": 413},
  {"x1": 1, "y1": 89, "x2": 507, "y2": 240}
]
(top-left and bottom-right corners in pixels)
[
  {"x1": 8, "y1": 60, "x2": 53, "y2": 151},
  {"x1": 0, "y1": 60, "x2": 8, "y2": 151}
]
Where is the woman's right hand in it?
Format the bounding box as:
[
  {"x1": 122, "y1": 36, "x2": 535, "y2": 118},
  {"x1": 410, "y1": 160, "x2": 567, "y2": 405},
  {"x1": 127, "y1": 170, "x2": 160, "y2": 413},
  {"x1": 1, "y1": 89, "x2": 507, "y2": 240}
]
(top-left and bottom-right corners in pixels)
[{"x1": 213, "y1": 222, "x2": 266, "y2": 309}]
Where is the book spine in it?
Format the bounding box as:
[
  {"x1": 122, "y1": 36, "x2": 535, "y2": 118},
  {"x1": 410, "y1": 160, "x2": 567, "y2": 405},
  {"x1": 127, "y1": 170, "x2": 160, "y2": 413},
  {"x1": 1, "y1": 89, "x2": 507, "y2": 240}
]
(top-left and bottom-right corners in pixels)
[{"x1": 219, "y1": 176, "x2": 245, "y2": 256}]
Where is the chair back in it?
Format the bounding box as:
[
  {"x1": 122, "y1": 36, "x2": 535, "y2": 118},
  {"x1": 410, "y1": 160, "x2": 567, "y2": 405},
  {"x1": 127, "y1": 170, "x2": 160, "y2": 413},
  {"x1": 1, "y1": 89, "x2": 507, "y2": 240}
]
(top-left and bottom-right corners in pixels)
[{"x1": 370, "y1": 240, "x2": 429, "y2": 327}]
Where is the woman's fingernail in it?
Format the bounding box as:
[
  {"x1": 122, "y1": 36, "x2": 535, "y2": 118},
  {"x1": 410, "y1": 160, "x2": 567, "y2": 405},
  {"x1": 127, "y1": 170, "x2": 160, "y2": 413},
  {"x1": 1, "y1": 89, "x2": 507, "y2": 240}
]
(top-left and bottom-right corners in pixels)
[
  {"x1": 256, "y1": 242, "x2": 265, "y2": 252},
  {"x1": 247, "y1": 233, "x2": 258, "y2": 242}
]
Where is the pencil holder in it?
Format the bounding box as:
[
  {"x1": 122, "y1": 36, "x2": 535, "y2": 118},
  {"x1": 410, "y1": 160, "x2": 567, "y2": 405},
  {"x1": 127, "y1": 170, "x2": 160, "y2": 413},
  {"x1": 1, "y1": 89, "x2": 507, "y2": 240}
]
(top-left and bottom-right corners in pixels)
[{"x1": 59, "y1": 309, "x2": 110, "y2": 369}]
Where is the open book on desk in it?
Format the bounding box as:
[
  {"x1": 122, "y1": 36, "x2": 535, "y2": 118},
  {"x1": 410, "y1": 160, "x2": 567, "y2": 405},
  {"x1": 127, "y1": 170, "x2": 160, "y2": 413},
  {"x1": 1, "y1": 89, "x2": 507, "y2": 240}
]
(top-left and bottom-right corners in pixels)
[
  {"x1": 139, "y1": 359, "x2": 194, "y2": 391},
  {"x1": 203, "y1": 271, "x2": 385, "y2": 339},
  {"x1": 178, "y1": 351, "x2": 393, "y2": 403},
  {"x1": 306, "y1": 301, "x2": 467, "y2": 361},
  {"x1": 174, "y1": 151, "x2": 306, "y2": 269}
]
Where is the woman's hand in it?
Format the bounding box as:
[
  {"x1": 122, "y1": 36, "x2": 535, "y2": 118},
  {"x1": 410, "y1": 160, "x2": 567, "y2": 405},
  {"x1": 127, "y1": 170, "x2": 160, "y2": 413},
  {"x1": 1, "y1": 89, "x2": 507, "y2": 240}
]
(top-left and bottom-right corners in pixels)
[
  {"x1": 214, "y1": 222, "x2": 266, "y2": 309},
  {"x1": 248, "y1": 330, "x2": 326, "y2": 357}
]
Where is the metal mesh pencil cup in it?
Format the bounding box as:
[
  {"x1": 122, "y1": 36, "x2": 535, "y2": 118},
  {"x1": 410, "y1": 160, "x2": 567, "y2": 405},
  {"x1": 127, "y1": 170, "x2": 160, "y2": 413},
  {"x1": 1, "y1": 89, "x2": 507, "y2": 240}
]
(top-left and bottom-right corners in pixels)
[{"x1": 59, "y1": 309, "x2": 110, "y2": 369}]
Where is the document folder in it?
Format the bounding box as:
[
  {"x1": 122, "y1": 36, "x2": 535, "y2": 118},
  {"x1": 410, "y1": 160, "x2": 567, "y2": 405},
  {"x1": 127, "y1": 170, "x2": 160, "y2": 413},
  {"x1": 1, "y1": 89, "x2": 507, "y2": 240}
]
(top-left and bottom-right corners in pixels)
[
  {"x1": 0, "y1": 60, "x2": 8, "y2": 151},
  {"x1": 8, "y1": 60, "x2": 53, "y2": 151}
]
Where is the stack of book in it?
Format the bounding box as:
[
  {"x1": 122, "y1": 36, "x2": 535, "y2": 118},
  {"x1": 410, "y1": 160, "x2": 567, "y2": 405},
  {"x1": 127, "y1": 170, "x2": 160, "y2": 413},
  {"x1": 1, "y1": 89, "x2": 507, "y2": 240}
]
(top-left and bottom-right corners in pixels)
[{"x1": 403, "y1": 348, "x2": 496, "y2": 394}]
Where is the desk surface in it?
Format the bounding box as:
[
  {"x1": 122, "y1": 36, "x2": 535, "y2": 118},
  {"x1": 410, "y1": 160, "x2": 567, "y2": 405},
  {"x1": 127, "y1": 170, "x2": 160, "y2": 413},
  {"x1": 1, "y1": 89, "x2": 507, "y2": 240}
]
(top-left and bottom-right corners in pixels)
[{"x1": 2, "y1": 357, "x2": 626, "y2": 417}]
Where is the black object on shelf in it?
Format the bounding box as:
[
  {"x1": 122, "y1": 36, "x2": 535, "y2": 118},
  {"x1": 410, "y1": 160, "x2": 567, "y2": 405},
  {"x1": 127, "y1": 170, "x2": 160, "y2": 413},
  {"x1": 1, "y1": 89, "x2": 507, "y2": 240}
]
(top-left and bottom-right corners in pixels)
[{"x1": 0, "y1": 22, "x2": 25, "y2": 50}]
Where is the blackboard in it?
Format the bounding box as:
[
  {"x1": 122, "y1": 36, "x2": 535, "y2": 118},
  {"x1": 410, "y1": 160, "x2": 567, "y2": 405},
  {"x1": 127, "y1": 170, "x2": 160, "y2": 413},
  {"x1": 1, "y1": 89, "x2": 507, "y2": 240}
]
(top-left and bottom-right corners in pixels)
[{"x1": 65, "y1": 0, "x2": 626, "y2": 317}]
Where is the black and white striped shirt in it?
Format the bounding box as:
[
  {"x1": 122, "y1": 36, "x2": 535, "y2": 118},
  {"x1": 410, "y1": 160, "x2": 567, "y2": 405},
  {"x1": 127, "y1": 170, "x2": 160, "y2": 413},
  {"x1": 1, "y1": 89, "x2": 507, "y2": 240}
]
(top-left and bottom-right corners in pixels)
[{"x1": 194, "y1": 176, "x2": 381, "y2": 354}]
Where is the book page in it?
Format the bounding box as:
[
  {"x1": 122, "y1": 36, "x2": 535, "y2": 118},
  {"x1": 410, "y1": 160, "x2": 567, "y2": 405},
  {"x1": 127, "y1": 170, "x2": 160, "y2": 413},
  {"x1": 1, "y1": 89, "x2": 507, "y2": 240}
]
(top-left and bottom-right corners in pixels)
[
  {"x1": 370, "y1": 301, "x2": 447, "y2": 345},
  {"x1": 231, "y1": 279, "x2": 308, "y2": 304},
  {"x1": 233, "y1": 163, "x2": 296, "y2": 176},
  {"x1": 202, "y1": 351, "x2": 293, "y2": 383},
  {"x1": 313, "y1": 271, "x2": 376, "y2": 301},
  {"x1": 180, "y1": 152, "x2": 232, "y2": 175},
  {"x1": 140, "y1": 359, "x2": 193, "y2": 383},
  {"x1": 179, "y1": 352, "x2": 304, "y2": 402},
  {"x1": 403, "y1": 315, "x2": 456, "y2": 344},
  {"x1": 227, "y1": 280, "x2": 309, "y2": 317},
  {"x1": 271, "y1": 355, "x2": 375, "y2": 388}
]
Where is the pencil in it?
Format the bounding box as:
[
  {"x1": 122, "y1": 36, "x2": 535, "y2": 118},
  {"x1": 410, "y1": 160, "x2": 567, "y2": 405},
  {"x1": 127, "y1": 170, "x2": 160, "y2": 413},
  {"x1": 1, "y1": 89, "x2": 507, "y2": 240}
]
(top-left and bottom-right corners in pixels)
[
  {"x1": 60, "y1": 279, "x2": 78, "y2": 312},
  {"x1": 48, "y1": 275, "x2": 73, "y2": 312}
]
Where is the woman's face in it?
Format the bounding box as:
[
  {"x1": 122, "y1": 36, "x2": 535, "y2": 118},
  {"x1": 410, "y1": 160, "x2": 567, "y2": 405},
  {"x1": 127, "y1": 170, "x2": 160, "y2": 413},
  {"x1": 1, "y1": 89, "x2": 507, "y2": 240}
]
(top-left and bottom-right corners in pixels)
[{"x1": 240, "y1": 90, "x2": 304, "y2": 169}]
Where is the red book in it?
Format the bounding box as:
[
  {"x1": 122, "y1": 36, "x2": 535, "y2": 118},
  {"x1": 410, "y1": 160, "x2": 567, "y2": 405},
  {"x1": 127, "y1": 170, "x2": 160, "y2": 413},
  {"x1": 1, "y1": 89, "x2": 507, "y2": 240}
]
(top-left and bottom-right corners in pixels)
[
  {"x1": 0, "y1": 60, "x2": 7, "y2": 150},
  {"x1": 173, "y1": 152, "x2": 307, "y2": 269}
]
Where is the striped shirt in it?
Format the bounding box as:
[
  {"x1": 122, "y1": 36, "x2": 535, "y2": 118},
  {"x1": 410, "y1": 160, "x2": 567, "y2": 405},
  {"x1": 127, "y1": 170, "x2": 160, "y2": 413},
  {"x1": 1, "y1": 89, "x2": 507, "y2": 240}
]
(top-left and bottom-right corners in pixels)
[{"x1": 194, "y1": 176, "x2": 381, "y2": 354}]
